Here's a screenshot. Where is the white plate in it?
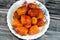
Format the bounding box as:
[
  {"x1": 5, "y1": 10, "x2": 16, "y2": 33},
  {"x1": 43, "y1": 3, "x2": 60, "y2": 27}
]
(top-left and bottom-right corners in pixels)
[{"x1": 7, "y1": 0, "x2": 50, "y2": 40}]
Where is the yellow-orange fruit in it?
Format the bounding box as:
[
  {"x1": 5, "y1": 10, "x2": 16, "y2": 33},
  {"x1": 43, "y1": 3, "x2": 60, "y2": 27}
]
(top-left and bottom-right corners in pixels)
[
  {"x1": 32, "y1": 17, "x2": 37, "y2": 24},
  {"x1": 17, "y1": 6, "x2": 28, "y2": 16},
  {"x1": 15, "y1": 27, "x2": 28, "y2": 36},
  {"x1": 12, "y1": 19, "x2": 23, "y2": 27},
  {"x1": 21, "y1": 15, "x2": 31, "y2": 25},
  {"x1": 29, "y1": 25, "x2": 40, "y2": 35}
]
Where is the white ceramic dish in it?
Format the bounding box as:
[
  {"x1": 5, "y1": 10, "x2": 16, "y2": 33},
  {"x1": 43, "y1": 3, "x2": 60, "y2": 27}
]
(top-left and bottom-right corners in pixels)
[{"x1": 7, "y1": 0, "x2": 50, "y2": 40}]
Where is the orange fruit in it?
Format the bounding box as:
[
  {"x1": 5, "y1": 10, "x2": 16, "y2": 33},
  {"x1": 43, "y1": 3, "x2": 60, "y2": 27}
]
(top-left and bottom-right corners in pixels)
[
  {"x1": 37, "y1": 19, "x2": 45, "y2": 27},
  {"x1": 12, "y1": 19, "x2": 23, "y2": 27},
  {"x1": 15, "y1": 27, "x2": 28, "y2": 36},
  {"x1": 29, "y1": 25, "x2": 40, "y2": 35},
  {"x1": 17, "y1": 6, "x2": 28, "y2": 16},
  {"x1": 21, "y1": 15, "x2": 31, "y2": 25}
]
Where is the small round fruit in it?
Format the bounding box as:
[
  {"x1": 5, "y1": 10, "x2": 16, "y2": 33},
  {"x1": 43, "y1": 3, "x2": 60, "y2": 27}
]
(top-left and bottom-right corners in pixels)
[
  {"x1": 21, "y1": 15, "x2": 31, "y2": 25},
  {"x1": 28, "y1": 9, "x2": 40, "y2": 17},
  {"x1": 21, "y1": 15, "x2": 26, "y2": 25},
  {"x1": 37, "y1": 9, "x2": 44, "y2": 19},
  {"x1": 12, "y1": 19, "x2": 23, "y2": 28},
  {"x1": 17, "y1": 6, "x2": 28, "y2": 16},
  {"x1": 26, "y1": 16, "x2": 31, "y2": 24},
  {"x1": 37, "y1": 19, "x2": 45, "y2": 27},
  {"x1": 15, "y1": 27, "x2": 28, "y2": 36},
  {"x1": 29, "y1": 25, "x2": 40, "y2": 35},
  {"x1": 32, "y1": 17, "x2": 37, "y2": 24}
]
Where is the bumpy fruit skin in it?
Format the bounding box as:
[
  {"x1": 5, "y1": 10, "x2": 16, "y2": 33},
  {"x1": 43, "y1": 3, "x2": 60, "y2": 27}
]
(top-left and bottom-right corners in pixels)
[
  {"x1": 37, "y1": 9, "x2": 44, "y2": 19},
  {"x1": 21, "y1": 15, "x2": 26, "y2": 25},
  {"x1": 29, "y1": 25, "x2": 40, "y2": 35},
  {"x1": 37, "y1": 19, "x2": 45, "y2": 27},
  {"x1": 32, "y1": 17, "x2": 37, "y2": 24},
  {"x1": 14, "y1": 27, "x2": 28, "y2": 36},
  {"x1": 21, "y1": 15, "x2": 31, "y2": 25},
  {"x1": 28, "y1": 9, "x2": 41, "y2": 17},
  {"x1": 26, "y1": 16, "x2": 31, "y2": 24},
  {"x1": 17, "y1": 6, "x2": 28, "y2": 16},
  {"x1": 28, "y1": 3, "x2": 38, "y2": 9},
  {"x1": 12, "y1": 19, "x2": 23, "y2": 28}
]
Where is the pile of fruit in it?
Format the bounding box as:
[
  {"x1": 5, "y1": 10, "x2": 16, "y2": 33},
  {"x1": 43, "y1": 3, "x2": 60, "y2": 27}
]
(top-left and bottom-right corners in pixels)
[{"x1": 12, "y1": 3, "x2": 45, "y2": 36}]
